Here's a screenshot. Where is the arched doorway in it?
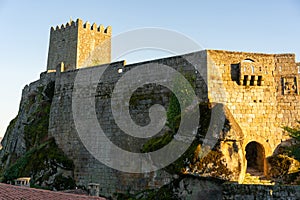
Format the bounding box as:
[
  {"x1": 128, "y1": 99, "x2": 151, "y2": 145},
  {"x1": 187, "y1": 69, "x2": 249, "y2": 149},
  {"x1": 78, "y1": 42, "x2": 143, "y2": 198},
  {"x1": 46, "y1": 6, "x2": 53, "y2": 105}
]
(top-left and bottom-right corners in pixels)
[{"x1": 245, "y1": 141, "x2": 265, "y2": 175}]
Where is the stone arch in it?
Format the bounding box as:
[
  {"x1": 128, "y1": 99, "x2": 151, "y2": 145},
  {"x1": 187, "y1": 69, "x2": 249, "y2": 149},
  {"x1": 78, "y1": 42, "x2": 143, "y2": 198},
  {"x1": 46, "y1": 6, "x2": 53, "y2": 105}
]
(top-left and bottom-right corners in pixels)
[
  {"x1": 243, "y1": 139, "x2": 272, "y2": 176},
  {"x1": 242, "y1": 58, "x2": 255, "y2": 63},
  {"x1": 246, "y1": 142, "x2": 265, "y2": 172}
]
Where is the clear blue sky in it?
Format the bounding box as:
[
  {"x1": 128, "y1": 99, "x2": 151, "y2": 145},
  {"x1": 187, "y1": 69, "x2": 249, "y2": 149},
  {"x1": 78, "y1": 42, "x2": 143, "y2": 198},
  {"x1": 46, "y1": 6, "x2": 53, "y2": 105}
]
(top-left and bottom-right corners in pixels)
[{"x1": 0, "y1": 0, "x2": 300, "y2": 137}]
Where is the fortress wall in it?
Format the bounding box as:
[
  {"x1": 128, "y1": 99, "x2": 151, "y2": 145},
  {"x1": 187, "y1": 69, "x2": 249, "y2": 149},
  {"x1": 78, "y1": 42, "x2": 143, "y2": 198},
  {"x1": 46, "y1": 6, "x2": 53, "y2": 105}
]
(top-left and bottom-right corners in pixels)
[
  {"x1": 274, "y1": 54, "x2": 300, "y2": 130},
  {"x1": 47, "y1": 47, "x2": 299, "y2": 195},
  {"x1": 48, "y1": 64, "x2": 136, "y2": 196},
  {"x1": 223, "y1": 183, "x2": 300, "y2": 199},
  {"x1": 207, "y1": 50, "x2": 300, "y2": 155},
  {"x1": 48, "y1": 51, "x2": 208, "y2": 196}
]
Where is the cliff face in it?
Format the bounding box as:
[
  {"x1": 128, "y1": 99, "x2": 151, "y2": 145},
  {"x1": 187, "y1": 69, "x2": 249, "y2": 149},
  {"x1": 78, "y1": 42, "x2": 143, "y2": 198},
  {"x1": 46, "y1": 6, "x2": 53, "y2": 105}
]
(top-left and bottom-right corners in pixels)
[
  {"x1": 0, "y1": 73, "x2": 55, "y2": 167},
  {"x1": 0, "y1": 72, "x2": 75, "y2": 190}
]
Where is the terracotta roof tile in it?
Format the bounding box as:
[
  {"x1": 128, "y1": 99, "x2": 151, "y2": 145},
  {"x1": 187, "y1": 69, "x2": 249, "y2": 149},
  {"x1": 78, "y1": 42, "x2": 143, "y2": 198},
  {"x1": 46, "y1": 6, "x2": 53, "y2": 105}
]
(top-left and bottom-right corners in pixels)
[{"x1": 0, "y1": 183, "x2": 105, "y2": 200}]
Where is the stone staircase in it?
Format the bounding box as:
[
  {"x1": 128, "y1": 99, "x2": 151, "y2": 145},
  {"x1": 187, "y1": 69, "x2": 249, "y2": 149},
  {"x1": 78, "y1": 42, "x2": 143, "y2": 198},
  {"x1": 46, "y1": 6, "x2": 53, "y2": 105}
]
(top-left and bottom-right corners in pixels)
[{"x1": 242, "y1": 168, "x2": 274, "y2": 185}]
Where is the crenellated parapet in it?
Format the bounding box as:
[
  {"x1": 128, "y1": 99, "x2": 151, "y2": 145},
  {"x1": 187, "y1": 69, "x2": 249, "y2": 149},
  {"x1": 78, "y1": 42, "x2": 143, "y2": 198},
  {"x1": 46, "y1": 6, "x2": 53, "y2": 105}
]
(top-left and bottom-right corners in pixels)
[
  {"x1": 78, "y1": 19, "x2": 112, "y2": 34},
  {"x1": 47, "y1": 18, "x2": 112, "y2": 71},
  {"x1": 50, "y1": 19, "x2": 111, "y2": 35}
]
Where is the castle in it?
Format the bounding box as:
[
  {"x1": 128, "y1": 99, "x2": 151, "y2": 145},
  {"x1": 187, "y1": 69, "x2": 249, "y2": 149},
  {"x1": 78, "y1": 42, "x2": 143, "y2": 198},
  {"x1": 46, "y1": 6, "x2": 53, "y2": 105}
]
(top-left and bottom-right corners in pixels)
[{"x1": 5, "y1": 19, "x2": 300, "y2": 196}]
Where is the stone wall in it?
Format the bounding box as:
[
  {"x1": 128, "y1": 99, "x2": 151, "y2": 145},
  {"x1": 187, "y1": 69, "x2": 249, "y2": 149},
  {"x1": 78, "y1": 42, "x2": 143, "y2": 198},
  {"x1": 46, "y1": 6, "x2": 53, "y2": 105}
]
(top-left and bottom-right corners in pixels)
[
  {"x1": 46, "y1": 19, "x2": 111, "y2": 71},
  {"x1": 223, "y1": 183, "x2": 300, "y2": 200},
  {"x1": 48, "y1": 52, "x2": 208, "y2": 197}
]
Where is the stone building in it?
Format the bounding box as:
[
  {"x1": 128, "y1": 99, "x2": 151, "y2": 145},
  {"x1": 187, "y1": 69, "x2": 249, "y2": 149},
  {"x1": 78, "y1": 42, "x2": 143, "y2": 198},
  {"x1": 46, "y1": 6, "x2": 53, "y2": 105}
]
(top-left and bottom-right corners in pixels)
[
  {"x1": 44, "y1": 19, "x2": 300, "y2": 195},
  {"x1": 206, "y1": 50, "x2": 300, "y2": 182}
]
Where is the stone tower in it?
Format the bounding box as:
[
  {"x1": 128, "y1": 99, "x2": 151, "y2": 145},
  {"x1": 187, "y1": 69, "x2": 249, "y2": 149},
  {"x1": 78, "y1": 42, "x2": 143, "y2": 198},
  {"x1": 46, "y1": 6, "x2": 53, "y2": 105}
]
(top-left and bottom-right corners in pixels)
[{"x1": 46, "y1": 19, "x2": 111, "y2": 72}]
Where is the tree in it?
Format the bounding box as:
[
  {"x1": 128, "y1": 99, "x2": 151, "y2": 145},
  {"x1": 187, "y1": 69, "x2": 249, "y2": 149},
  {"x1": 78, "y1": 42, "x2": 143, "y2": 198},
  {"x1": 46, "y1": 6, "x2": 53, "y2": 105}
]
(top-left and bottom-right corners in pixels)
[{"x1": 283, "y1": 122, "x2": 300, "y2": 161}]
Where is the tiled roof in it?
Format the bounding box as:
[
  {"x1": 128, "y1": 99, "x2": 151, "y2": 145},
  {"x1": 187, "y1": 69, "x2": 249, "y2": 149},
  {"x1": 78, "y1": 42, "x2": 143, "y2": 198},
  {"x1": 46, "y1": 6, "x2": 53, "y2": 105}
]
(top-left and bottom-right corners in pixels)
[{"x1": 0, "y1": 183, "x2": 105, "y2": 200}]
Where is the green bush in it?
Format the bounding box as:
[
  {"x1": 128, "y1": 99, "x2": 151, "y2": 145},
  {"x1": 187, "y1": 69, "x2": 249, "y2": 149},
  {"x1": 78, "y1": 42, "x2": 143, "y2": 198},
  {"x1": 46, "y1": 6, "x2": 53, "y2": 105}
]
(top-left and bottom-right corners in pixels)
[
  {"x1": 3, "y1": 138, "x2": 74, "y2": 183},
  {"x1": 283, "y1": 123, "x2": 300, "y2": 161}
]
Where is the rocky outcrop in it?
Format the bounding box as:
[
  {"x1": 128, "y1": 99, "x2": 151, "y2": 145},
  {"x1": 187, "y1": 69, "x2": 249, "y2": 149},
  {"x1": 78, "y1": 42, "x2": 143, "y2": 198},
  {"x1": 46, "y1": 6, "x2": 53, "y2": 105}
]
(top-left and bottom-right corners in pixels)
[
  {"x1": 0, "y1": 72, "x2": 75, "y2": 191},
  {"x1": 0, "y1": 72, "x2": 55, "y2": 168},
  {"x1": 183, "y1": 104, "x2": 245, "y2": 182}
]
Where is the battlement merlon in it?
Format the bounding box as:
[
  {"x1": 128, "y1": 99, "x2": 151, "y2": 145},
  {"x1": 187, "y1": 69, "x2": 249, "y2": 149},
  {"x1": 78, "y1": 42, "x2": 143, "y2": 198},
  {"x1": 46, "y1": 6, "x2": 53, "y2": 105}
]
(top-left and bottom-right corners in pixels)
[{"x1": 50, "y1": 18, "x2": 112, "y2": 35}]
